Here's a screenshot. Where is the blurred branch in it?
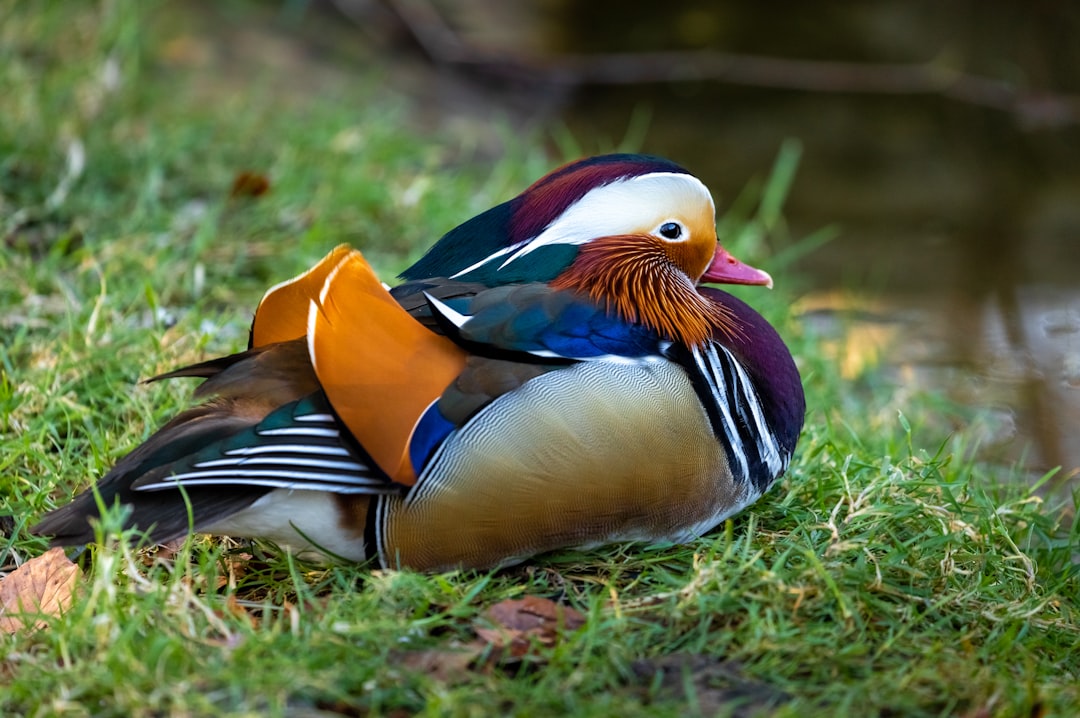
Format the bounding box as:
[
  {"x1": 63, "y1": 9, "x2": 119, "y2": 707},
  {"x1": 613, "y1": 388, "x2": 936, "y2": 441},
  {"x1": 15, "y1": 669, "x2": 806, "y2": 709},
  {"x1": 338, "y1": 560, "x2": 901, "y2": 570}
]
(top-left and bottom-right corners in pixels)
[{"x1": 380, "y1": 0, "x2": 1080, "y2": 129}]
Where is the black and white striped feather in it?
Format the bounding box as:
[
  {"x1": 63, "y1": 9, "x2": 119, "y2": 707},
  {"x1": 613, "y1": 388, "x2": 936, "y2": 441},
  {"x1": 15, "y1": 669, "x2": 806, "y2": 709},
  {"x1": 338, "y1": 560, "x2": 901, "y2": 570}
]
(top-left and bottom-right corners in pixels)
[
  {"x1": 672, "y1": 341, "x2": 789, "y2": 492},
  {"x1": 131, "y1": 395, "x2": 397, "y2": 495}
]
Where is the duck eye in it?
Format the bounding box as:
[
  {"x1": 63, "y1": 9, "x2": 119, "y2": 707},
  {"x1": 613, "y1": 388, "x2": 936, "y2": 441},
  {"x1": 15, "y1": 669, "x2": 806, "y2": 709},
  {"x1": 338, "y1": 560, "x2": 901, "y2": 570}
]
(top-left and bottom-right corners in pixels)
[{"x1": 658, "y1": 222, "x2": 683, "y2": 240}]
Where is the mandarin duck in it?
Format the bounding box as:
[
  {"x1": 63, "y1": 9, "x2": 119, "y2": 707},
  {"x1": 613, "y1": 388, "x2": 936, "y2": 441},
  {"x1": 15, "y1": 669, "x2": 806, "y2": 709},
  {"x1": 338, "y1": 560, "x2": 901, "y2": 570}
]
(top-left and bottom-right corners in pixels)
[{"x1": 33, "y1": 154, "x2": 805, "y2": 571}]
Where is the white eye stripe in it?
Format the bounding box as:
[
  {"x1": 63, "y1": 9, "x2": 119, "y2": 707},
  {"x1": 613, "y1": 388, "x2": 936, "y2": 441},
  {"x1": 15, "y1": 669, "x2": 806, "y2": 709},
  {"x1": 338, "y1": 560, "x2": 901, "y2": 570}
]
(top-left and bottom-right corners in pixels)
[{"x1": 520, "y1": 173, "x2": 710, "y2": 254}]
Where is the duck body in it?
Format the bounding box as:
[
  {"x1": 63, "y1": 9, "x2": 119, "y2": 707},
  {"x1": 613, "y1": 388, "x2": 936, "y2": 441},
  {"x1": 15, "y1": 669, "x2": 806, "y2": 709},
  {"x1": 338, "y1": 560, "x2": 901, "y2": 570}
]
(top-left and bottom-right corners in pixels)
[{"x1": 33, "y1": 155, "x2": 805, "y2": 571}]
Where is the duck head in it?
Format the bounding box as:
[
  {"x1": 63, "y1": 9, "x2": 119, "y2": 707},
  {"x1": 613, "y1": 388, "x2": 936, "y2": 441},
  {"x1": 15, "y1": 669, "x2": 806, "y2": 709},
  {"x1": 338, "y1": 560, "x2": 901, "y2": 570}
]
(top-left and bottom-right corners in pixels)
[{"x1": 402, "y1": 154, "x2": 772, "y2": 347}]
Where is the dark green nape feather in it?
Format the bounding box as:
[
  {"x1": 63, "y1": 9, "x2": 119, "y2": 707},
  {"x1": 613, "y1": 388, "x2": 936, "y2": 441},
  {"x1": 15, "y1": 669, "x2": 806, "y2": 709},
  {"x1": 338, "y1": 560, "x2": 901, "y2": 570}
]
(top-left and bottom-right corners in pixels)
[
  {"x1": 450, "y1": 244, "x2": 580, "y2": 285},
  {"x1": 400, "y1": 200, "x2": 516, "y2": 281},
  {"x1": 401, "y1": 198, "x2": 580, "y2": 285}
]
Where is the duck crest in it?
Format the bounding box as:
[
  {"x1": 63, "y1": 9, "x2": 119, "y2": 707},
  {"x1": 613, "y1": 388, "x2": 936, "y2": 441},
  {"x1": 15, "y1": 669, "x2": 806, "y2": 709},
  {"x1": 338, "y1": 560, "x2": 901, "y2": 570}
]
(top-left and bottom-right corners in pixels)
[
  {"x1": 401, "y1": 154, "x2": 693, "y2": 285},
  {"x1": 510, "y1": 154, "x2": 691, "y2": 244}
]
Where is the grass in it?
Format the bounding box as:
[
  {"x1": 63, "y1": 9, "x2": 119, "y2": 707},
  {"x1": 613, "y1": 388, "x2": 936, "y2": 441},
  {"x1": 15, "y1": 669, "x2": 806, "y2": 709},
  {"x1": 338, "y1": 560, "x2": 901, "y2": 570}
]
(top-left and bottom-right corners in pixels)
[{"x1": 2, "y1": 2, "x2": 1078, "y2": 716}]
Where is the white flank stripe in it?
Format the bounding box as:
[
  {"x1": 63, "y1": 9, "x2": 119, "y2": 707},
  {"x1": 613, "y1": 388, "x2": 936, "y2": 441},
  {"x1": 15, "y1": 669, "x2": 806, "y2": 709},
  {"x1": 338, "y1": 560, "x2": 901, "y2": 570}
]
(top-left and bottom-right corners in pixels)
[
  {"x1": 528, "y1": 348, "x2": 665, "y2": 364},
  {"x1": 192, "y1": 456, "x2": 368, "y2": 472},
  {"x1": 137, "y1": 478, "x2": 383, "y2": 494},
  {"x1": 693, "y1": 341, "x2": 788, "y2": 483},
  {"x1": 147, "y1": 468, "x2": 385, "y2": 485},
  {"x1": 257, "y1": 427, "x2": 340, "y2": 438},
  {"x1": 224, "y1": 444, "x2": 350, "y2": 457},
  {"x1": 375, "y1": 496, "x2": 390, "y2": 567}
]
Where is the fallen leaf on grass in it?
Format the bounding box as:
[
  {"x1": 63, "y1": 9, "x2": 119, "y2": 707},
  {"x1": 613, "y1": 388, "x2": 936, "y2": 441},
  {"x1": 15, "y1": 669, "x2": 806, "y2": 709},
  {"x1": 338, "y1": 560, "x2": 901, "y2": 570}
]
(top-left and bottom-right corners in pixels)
[
  {"x1": 392, "y1": 596, "x2": 586, "y2": 682},
  {"x1": 475, "y1": 596, "x2": 586, "y2": 659},
  {"x1": 0, "y1": 548, "x2": 81, "y2": 634},
  {"x1": 229, "y1": 171, "x2": 271, "y2": 199}
]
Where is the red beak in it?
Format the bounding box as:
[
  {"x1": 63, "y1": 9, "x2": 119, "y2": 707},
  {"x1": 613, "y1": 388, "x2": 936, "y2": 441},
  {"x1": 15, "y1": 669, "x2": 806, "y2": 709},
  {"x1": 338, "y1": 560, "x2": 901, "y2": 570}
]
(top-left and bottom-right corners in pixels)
[{"x1": 700, "y1": 246, "x2": 773, "y2": 288}]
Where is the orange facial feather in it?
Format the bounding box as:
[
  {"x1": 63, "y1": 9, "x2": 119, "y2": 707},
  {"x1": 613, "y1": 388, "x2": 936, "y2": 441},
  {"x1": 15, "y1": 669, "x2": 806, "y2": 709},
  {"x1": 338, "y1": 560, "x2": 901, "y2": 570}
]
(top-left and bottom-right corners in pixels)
[{"x1": 550, "y1": 235, "x2": 740, "y2": 347}]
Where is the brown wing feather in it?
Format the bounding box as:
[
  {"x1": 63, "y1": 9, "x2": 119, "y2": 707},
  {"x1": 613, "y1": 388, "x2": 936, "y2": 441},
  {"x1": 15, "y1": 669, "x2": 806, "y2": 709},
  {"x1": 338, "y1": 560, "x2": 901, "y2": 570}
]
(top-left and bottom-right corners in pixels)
[
  {"x1": 31, "y1": 399, "x2": 271, "y2": 545},
  {"x1": 438, "y1": 356, "x2": 554, "y2": 425},
  {"x1": 33, "y1": 339, "x2": 320, "y2": 545}
]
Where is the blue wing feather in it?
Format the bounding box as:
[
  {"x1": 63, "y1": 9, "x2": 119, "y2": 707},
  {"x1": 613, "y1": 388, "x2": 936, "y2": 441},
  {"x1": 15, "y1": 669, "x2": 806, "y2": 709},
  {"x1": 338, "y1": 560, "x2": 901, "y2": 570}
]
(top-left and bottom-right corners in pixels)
[
  {"x1": 432, "y1": 284, "x2": 663, "y2": 361},
  {"x1": 409, "y1": 403, "x2": 458, "y2": 474}
]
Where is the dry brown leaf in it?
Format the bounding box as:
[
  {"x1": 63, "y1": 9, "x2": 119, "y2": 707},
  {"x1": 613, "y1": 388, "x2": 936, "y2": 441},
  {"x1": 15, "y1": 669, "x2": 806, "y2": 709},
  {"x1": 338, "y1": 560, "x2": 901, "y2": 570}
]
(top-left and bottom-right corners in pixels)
[
  {"x1": 0, "y1": 548, "x2": 81, "y2": 634},
  {"x1": 229, "y1": 171, "x2": 271, "y2": 199},
  {"x1": 487, "y1": 595, "x2": 586, "y2": 632},
  {"x1": 476, "y1": 596, "x2": 586, "y2": 659}
]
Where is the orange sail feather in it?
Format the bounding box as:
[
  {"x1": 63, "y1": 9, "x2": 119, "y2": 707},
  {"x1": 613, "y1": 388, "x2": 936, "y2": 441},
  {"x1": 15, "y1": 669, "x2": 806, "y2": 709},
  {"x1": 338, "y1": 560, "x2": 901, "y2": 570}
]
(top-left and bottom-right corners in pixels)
[
  {"x1": 307, "y1": 249, "x2": 467, "y2": 486},
  {"x1": 251, "y1": 244, "x2": 355, "y2": 347}
]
